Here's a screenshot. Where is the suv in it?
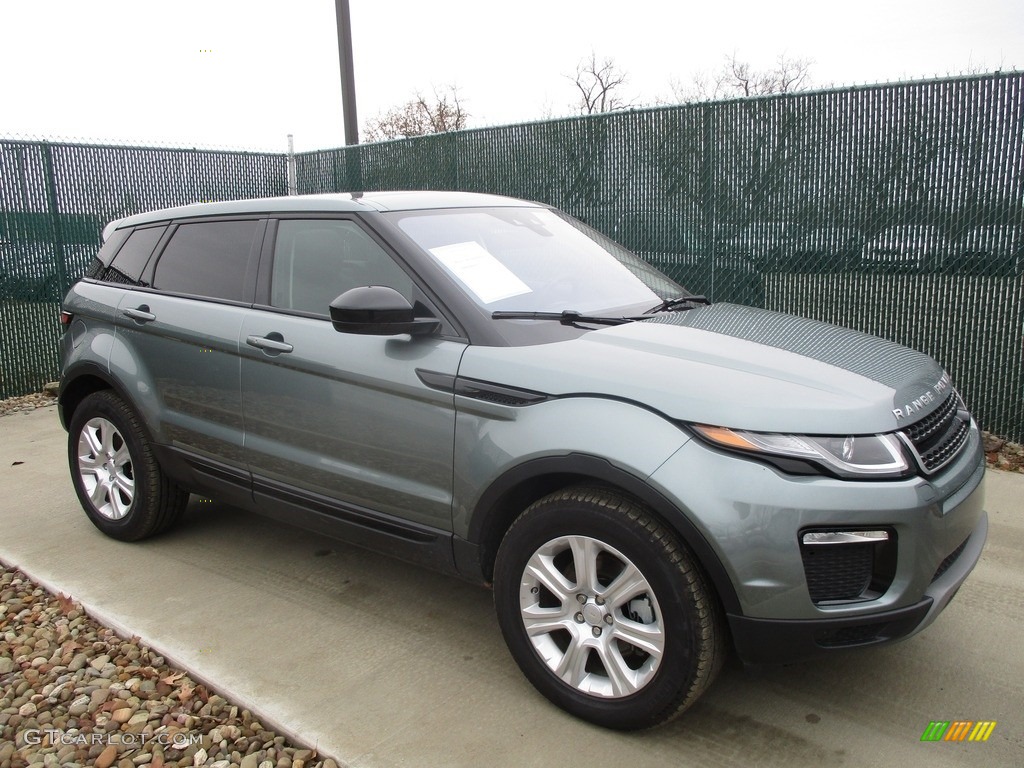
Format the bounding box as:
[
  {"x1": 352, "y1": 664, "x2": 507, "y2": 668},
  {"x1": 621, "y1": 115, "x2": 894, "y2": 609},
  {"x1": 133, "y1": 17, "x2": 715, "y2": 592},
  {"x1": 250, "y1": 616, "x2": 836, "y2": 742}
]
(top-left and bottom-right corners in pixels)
[{"x1": 59, "y1": 192, "x2": 987, "y2": 730}]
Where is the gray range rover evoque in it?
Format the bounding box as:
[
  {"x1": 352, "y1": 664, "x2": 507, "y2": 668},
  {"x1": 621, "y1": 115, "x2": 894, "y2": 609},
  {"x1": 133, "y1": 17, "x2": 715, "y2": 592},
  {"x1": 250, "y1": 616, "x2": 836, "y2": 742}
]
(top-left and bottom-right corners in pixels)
[{"x1": 58, "y1": 192, "x2": 987, "y2": 730}]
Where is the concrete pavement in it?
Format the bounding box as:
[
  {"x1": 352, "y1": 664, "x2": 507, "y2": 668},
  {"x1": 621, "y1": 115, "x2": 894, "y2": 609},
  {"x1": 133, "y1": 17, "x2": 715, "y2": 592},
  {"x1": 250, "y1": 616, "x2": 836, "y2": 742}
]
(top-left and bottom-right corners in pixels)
[{"x1": 1, "y1": 404, "x2": 1022, "y2": 767}]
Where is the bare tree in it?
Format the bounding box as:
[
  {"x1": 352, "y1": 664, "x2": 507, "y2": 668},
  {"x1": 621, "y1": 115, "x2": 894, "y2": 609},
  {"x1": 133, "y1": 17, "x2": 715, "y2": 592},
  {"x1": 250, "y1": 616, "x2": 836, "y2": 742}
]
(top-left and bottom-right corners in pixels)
[
  {"x1": 571, "y1": 53, "x2": 634, "y2": 114},
  {"x1": 363, "y1": 86, "x2": 469, "y2": 142},
  {"x1": 672, "y1": 53, "x2": 813, "y2": 102}
]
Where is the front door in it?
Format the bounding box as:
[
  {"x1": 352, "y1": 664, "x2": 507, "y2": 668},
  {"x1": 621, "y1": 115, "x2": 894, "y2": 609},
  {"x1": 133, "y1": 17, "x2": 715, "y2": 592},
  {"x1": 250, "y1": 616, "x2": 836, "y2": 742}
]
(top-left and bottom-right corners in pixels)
[{"x1": 239, "y1": 217, "x2": 464, "y2": 530}]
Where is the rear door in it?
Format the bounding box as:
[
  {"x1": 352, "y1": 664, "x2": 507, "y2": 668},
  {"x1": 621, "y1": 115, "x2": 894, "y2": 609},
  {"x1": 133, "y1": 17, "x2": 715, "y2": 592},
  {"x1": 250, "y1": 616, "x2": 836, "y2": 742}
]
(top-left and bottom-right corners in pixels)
[
  {"x1": 113, "y1": 218, "x2": 263, "y2": 485},
  {"x1": 239, "y1": 217, "x2": 465, "y2": 531}
]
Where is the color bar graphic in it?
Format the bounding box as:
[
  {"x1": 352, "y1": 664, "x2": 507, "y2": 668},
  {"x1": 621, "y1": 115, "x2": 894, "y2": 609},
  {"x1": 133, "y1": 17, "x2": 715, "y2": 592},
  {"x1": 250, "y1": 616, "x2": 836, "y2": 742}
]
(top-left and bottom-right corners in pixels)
[{"x1": 920, "y1": 720, "x2": 996, "y2": 742}]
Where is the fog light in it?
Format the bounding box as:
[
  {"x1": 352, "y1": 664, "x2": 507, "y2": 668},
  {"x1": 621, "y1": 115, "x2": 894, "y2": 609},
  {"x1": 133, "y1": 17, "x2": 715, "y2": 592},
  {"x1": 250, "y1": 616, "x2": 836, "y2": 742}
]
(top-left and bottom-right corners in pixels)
[
  {"x1": 799, "y1": 528, "x2": 897, "y2": 604},
  {"x1": 802, "y1": 530, "x2": 890, "y2": 545}
]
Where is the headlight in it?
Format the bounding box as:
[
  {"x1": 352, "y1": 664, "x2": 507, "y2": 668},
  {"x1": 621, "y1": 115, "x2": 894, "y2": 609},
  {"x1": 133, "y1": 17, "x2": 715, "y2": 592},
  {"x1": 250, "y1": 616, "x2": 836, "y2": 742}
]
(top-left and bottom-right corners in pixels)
[{"x1": 691, "y1": 425, "x2": 912, "y2": 479}]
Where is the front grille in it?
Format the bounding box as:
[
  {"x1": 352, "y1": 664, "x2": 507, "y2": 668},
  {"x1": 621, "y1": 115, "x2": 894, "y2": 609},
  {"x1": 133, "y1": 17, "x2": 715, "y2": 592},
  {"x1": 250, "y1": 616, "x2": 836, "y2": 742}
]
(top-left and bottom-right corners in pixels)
[
  {"x1": 902, "y1": 392, "x2": 971, "y2": 474},
  {"x1": 932, "y1": 537, "x2": 969, "y2": 583},
  {"x1": 801, "y1": 544, "x2": 874, "y2": 603}
]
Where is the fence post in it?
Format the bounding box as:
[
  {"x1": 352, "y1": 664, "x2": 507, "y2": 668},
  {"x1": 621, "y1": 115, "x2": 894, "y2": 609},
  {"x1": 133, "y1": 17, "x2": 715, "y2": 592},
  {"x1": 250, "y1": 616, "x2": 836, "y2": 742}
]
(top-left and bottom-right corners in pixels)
[
  {"x1": 346, "y1": 143, "x2": 363, "y2": 191},
  {"x1": 700, "y1": 103, "x2": 718, "y2": 300},
  {"x1": 40, "y1": 142, "x2": 68, "y2": 296}
]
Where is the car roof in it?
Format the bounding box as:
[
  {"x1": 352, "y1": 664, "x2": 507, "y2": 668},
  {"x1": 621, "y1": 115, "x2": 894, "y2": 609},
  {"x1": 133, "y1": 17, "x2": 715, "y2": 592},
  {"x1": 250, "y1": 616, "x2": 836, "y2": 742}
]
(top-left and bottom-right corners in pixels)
[{"x1": 105, "y1": 190, "x2": 543, "y2": 238}]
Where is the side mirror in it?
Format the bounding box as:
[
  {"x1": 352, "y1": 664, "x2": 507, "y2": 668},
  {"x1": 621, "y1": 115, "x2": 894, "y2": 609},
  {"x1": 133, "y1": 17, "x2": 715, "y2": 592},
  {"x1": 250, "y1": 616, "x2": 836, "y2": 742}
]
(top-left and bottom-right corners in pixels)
[{"x1": 329, "y1": 286, "x2": 441, "y2": 336}]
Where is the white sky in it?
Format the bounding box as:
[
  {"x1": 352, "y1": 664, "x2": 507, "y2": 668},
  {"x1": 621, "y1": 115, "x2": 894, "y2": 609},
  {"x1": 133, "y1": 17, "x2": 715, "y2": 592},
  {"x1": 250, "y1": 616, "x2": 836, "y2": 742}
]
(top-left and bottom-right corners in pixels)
[{"x1": 1, "y1": 0, "x2": 1021, "y2": 153}]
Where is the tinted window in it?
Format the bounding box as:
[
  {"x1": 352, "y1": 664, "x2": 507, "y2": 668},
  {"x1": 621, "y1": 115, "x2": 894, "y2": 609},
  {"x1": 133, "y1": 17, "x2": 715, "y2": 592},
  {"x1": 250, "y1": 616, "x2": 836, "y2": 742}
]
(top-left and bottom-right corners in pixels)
[
  {"x1": 104, "y1": 226, "x2": 165, "y2": 285},
  {"x1": 96, "y1": 227, "x2": 132, "y2": 267},
  {"x1": 153, "y1": 220, "x2": 259, "y2": 301},
  {"x1": 271, "y1": 219, "x2": 413, "y2": 314}
]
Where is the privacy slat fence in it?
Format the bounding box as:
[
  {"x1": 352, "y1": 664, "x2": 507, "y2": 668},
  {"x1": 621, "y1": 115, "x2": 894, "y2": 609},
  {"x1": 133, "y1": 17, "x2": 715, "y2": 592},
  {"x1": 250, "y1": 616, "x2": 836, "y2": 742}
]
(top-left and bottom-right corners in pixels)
[
  {"x1": 0, "y1": 141, "x2": 286, "y2": 399},
  {"x1": 2, "y1": 73, "x2": 1022, "y2": 440}
]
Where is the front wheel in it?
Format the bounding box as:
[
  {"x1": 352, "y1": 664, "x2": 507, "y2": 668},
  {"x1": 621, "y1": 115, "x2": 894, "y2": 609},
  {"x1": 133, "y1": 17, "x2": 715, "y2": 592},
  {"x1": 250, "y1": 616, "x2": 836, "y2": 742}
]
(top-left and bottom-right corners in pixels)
[
  {"x1": 68, "y1": 390, "x2": 189, "y2": 541},
  {"x1": 493, "y1": 487, "x2": 725, "y2": 730}
]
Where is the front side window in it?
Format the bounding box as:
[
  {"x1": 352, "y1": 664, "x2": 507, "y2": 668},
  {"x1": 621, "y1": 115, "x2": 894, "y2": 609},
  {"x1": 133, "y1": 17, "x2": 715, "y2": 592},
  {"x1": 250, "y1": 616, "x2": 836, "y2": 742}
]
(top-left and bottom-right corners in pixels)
[
  {"x1": 153, "y1": 220, "x2": 260, "y2": 301},
  {"x1": 270, "y1": 219, "x2": 413, "y2": 315}
]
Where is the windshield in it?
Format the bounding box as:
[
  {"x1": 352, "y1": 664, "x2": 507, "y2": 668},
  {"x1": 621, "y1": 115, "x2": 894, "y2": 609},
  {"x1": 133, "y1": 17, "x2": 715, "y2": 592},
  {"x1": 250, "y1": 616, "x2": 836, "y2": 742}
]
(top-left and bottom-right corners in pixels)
[{"x1": 388, "y1": 207, "x2": 681, "y2": 314}]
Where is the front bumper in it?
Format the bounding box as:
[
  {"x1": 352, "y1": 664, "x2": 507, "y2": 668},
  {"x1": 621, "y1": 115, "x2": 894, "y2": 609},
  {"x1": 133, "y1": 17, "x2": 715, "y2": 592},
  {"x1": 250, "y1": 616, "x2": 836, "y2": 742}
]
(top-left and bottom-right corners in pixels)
[
  {"x1": 647, "y1": 424, "x2": 987, "y2": 664},
  {"x1": 728, "y1": 509, "x2": 987, "y2": 663}
]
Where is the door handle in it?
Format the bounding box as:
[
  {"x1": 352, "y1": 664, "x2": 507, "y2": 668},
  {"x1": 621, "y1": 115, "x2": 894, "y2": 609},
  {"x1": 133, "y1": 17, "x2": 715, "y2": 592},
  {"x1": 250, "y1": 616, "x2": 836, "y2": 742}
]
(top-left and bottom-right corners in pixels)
[
  {"x1": 122, "y1": 306, "x2": 156, "y2": 323},
  {"x1": 246, "y1": 334, "x2": 294, "y2": 354}
]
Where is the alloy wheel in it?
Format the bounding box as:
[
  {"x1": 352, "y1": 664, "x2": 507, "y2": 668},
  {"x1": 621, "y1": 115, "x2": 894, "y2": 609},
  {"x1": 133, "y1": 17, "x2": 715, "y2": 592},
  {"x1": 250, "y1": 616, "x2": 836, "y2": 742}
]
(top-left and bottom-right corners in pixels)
[{"x1": 77, "y1": 416, "x2": 135, "y2": 520}]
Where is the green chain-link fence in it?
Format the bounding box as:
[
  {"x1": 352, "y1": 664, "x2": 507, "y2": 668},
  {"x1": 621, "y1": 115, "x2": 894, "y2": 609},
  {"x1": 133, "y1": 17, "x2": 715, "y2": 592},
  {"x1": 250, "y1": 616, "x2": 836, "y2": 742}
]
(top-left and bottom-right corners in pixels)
[
  {"x1": 2, "y1": 72, "x2": 1022, "y2": 440},
  {"x1": 0, "y1": 140, "x2": 286, "y2": 399}
]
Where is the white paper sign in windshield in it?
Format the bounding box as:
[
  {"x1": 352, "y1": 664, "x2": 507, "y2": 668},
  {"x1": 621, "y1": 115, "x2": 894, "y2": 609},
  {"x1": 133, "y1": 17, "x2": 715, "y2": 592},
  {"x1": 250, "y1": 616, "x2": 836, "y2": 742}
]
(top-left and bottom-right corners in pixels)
[{"x1": 430, "y1": 241, "x2": 532, "y2": 304}]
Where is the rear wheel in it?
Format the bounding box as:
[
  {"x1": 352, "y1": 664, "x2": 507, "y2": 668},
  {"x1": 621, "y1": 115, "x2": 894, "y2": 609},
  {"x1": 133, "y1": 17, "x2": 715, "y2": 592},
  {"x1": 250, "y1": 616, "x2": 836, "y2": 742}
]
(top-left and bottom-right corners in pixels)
[
  {"x1": 493, "y1": 486, "x2": 724, "y2": 730},
  {"x1": 68, "y1": 391, "x2": 188, "y2": 541}
]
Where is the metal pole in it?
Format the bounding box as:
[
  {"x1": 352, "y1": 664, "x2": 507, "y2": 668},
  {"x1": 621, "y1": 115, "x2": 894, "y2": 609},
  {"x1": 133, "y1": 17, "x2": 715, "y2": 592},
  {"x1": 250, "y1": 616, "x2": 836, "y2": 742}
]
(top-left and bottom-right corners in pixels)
[
  {"x1": 335, "y1": 0, "x2": 359, "y2": 145},
  {"x1": 287, "y1": 134, "x2": 297, "y2": 196}
]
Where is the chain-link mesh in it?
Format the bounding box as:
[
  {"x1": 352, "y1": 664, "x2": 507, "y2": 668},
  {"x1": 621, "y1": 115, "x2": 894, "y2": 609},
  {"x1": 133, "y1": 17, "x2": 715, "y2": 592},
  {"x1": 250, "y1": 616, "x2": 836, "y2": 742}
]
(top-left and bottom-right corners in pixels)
[
  {"x1": 0, "y1": 139, "x2": 286, "y2": 399},
  {"x1": 297, "y1": 73, "x2": 1024, "y2": 442},
  {"x1": 2, "y1": 73, "x2": 1022, "y2": 441}
]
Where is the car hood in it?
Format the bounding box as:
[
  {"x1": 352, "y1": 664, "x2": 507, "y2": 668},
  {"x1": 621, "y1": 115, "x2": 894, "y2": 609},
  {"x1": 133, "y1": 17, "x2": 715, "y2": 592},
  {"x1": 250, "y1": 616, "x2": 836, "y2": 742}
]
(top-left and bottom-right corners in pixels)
[{"x1": 458, "y1": 303, "x2": 949, "y2": 434}]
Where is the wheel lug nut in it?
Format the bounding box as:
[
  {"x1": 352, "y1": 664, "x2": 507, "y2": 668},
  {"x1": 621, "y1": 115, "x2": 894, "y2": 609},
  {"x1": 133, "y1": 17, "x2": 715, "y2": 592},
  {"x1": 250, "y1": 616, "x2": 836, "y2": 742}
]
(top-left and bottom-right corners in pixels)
[
  {"x1": 576, "y1": 594, "x2": 587, "y2": 604},
  {"x1": 575, "y1": 613, "x2": 585, "y2": 623},
  {"x1": 595, "y1": 595, "x2": 605, "y2": 605},
  {"x1": 592, "y1": 627, "x2": 602, "y2": 637},
  {"x1": 603, "y1": 614, "x2": 613, "y2": 625}
]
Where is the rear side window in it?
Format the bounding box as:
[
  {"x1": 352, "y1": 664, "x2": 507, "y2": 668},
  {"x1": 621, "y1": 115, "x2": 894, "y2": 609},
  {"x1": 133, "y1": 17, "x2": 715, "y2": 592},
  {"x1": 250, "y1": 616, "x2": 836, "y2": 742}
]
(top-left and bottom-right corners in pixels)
[
  {"x1": 96, "y1": 228, "x2": 132, "y2": 266},
  {"x1": 153, "y1": 220, "x2": 260, "y2": 302},
  {"x1": 103, "y1": 226, "x2": 166, "y2": 285}
]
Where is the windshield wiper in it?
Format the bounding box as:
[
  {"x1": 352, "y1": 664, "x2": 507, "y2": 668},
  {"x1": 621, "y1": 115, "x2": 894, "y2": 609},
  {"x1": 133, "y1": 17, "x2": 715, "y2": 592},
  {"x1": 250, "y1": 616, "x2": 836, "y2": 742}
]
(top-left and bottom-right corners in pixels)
[
  {"x1": 644, "y1": 295, "x2": 711, "y2": 314},
  {"x1": 491, "y1": 310, "x2": 644, "y2": 326}
]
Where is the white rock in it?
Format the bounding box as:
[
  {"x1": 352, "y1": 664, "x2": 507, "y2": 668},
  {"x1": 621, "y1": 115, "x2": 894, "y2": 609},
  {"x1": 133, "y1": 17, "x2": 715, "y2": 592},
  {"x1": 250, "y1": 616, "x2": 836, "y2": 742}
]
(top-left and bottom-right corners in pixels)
[{"x1": 67, "y1": 693, "x2": 91, "y2": 716}]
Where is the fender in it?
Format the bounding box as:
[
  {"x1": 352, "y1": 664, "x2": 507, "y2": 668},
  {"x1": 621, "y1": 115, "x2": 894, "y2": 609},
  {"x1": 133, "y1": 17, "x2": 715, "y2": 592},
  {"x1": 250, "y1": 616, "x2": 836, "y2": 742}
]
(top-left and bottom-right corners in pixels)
[
  {"x1": 58, "y1": 360, "x2": 134, "y2": 431},
  {"x1": 459, "y1": 452, "x2": 742, "y2": 616}
]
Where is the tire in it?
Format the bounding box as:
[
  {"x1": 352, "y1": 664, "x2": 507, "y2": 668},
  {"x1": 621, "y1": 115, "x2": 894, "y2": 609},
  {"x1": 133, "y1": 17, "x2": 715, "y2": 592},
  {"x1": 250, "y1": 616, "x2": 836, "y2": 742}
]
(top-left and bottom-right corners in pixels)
[
  {"x1": 493, "y1": 486, "x2": 725, "y2": 730},
  {"x1": 67, "y1": 390, "x2": 189, "y2": 541}
]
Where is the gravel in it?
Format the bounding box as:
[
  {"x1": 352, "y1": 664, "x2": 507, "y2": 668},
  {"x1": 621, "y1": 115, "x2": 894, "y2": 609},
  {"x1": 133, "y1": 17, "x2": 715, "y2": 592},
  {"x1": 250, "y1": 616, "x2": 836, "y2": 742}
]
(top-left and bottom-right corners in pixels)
[
  {"x1": 983, "y1": 431, "x2": 1024, "y2": 473},
  {"x1": 2, "y1": 391, "x2": 341, "y2": 766},
  {"x1": 0, "y1": 391, "x2": 56, "y2": 418},
  {"x1": 0, "y1": 565, "x2": 339, "y2": 768}
]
